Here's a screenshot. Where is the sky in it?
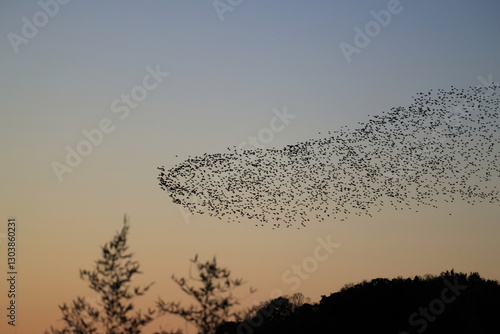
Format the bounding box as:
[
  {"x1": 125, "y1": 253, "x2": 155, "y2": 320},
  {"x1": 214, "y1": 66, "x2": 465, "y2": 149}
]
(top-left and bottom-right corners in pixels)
[{"x1": 1, "y1": 0, "x2": 500, "y2": 333}]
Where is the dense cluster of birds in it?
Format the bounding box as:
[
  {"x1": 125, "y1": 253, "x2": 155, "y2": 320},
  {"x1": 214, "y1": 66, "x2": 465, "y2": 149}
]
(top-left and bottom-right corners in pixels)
[{"x1": 158, "y1": 85, "x2": 500, "y2": 228}]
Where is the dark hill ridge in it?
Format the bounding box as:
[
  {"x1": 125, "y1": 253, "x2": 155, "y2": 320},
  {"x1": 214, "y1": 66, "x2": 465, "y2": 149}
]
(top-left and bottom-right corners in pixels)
[{"x1": 217, "y1": 270, "x2": 500, "y2": 334}]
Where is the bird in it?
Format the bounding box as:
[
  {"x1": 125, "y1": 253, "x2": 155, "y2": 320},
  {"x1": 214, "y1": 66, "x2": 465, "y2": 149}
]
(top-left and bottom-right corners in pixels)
[{"x1": 158, "y1": 84, "x2": 500, "y2": 229}]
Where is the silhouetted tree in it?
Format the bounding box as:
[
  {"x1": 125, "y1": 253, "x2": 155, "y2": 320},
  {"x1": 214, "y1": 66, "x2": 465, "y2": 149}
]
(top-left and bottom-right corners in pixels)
[
  {"x1": 218, "y1": 270, "x2": 500, "y2": 334},
  {"x1": 45, "y1": 217, "x2": 180, "y2": 334},
  {"x1": 157, "y1": 255, "x2": 254, "y2": 334},
  {"x1": 287, "y1": 292, "x2": 310, "y2": 312}
]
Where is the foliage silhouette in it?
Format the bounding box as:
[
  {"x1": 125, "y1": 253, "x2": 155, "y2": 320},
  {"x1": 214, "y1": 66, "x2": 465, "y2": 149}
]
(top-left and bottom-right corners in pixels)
[
  {"x1": 45, "y1": 217, "x2": 180, "y2": 334},
  {"x1": 216, "y1": 293, "x2": 309, "y2": 334},
  {"x1": 218, "y1": 270, "x2": 500, "y2": 334},
  {"x1": 157, "y1": 255, "x2": 254, "y2": 334}
]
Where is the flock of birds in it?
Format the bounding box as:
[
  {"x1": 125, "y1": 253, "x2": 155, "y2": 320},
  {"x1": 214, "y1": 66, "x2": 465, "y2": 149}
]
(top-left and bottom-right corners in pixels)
[{"x1": 158, "y1": 85, "x2": 500, "y2": 228}]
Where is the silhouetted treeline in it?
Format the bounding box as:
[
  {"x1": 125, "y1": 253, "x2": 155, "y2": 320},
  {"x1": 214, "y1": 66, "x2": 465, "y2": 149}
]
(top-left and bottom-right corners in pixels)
[
  {"x1": 45, "y1": 218, "x2": 251, "y2": 334},
  {"x1": 45, "y1": 220, "x2": 500, "y2": 334},
  {"x1": 217, "y1": 270, "x2": 500, "y2": 334}
]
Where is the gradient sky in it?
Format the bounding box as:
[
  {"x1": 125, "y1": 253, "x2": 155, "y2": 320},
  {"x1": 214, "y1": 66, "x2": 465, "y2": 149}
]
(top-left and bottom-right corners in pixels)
[{"x1": 1, "y1": 1, "x2": 500, "y2": 333}]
